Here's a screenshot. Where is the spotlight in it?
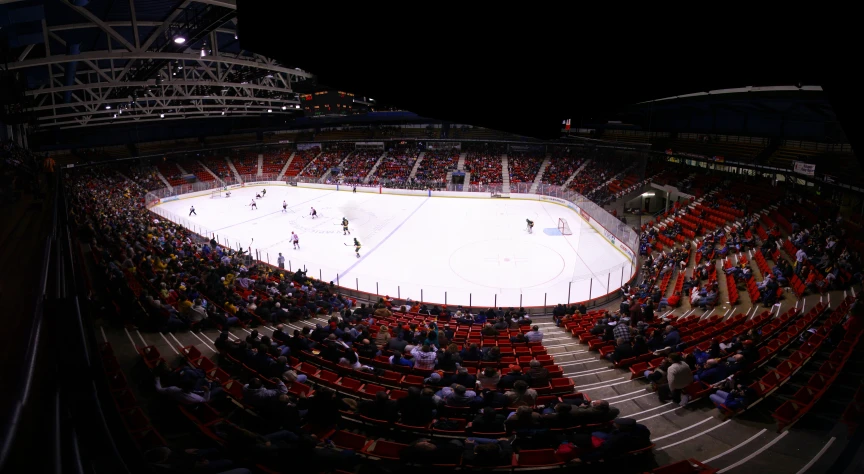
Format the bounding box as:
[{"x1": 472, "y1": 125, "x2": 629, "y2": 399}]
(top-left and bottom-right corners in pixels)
[
  {"x1": 113, "y1": 114, "x2": 117, "y2": 118},
  {"x1": 105, "y1": 105, "x2": 111, "y2": 109},
  {"x1": 160, "y1": 113, "x2": 165, "y2": 118},
  {"x1": 267, "y1": 109, "x2": 272, "y2": 113},
  {"x1": 221, "y1": 111, "x2": 225, "y2": 115},
  {"x1": 174, "y1": 36, "x2": 186, "y2": 44},
  {"x1": 282, "y1": 106, "x2": 286, "y2": 110}
]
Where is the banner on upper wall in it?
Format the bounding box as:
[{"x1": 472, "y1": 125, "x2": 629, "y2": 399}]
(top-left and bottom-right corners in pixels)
[
  {"x1": 297, "y1": 143, "x2": 321, "y2": 150},
  {"x1": 793, "y1": 161, "x2": 816, "y2": 176}
]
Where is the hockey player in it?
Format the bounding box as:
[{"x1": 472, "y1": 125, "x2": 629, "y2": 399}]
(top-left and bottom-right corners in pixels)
[
  {"x1": 255, "y1": 192, "x2": 262, "y2": 199},
  {"x1": 310, "y1": 207, "x2": 318, "y2": 219},
  {"x1": 526, "y1": 218, "x2": 534, "y2": 234},
  {"x1": 262, "y1": 188, "x2": 267, "y2": 197},
  {"x1": 250, "y1": 199, "x2": 258, "y2": 210},
  {"x1": 189, "y1": 205, "x2": 197, "y2": 216},
  {"x1": 342, "y1": 217, "x2": 350, "y2": 235},
  {"x1": 292, "y1": 232, "x2": 299, "y2": 249},
  {"x1": 282, "y1": 201, "x2": 288, "y2": 213},
  {"x1": 225, "y1": 190, "x2": 231, "y2": 198},
  {"x1": 353, "y1": 238, "x2": 362, "y2": 258}
]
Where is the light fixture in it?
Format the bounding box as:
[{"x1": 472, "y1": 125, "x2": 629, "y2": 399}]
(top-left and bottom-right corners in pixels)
[
  {"x1": 118, "y1": 109, "x2": 122, "y2": 114},
  {"x1": 221, "y1": 111, "x2": 225, "y2": 115},
  {"x1": 105, "y1": 105, "x2": 111, "y2": 109},
  {"x1": 160, "y1": 113, "x2": 165, "y2": 118},
  {"x1": 281, "y1": 105, "x2": 286, "y2": 110},
  {"x1": 113, "y1": 114, "x2": 117, "y2": 118},
  {"x1": 174, "y1": 36, "x2": 186, "y2": 44},
  {"x1": 267, "y1": 109, "x2": 272, "y2": 113},
  {"x1": 177, "y1": 65, "x2": 183, "y2": 70},
  {"x1": 234, "y1": 33, "x2": 238, "y2": 40}
]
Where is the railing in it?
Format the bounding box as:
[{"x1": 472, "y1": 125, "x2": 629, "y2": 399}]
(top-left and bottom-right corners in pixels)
[{"x1": 144, "y1": 176, "x2": 639, "y2": 310}]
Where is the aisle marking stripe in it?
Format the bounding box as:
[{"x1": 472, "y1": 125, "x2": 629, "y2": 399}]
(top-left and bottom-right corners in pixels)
[
  {"x1": 656, "y1": 419, "x2": 728, "y2": 448},
  {"x1": 795, "y1": 437, "x2": 835, "y2": 474},
  {"x1": 716, "y1": 431, "x2": 788, "y2": 473},
  {"x1": 702, "y1": 429, "x2": 767, "y2": 464}
]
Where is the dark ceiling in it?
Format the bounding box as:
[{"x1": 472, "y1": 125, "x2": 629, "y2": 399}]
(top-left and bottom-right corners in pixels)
[{"x1": 236, "y1": 3, "x2": 859, "y2": 155}]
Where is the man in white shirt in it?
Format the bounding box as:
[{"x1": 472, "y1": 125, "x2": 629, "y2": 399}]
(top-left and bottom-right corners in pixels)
[{"x1": 795, "y1": 248, "x2": 807, "y2": 274}]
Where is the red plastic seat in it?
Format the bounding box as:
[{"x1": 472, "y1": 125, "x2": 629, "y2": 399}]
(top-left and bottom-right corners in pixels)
[
  {"x1": 514, "y1": 448, "x2": 564, "y2": 468},
  {"x1": 329, "y1": 430, "x2": 369, "y2": 451},
  {"x1": 357, "y1": 383, "x2": 387, "y2": 399},
  {"x1": 362, "y1": 439, "x2": 407, "y2": 460},
  {"x1": 180, "y1": 345, "x2": 203, "y2": 361}
]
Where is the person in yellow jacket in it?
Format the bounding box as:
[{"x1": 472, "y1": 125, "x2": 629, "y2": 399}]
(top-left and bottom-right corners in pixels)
[{"x1": 223, "y1": 273, "x2": 235, "y2": 287}]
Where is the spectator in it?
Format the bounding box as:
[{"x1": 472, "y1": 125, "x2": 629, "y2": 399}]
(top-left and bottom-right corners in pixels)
[
  {"x1": 438, "y1": 384, "x2": 477, "y2": 407},
  {"x1": 243, "y1": 378, "x2": 288, "y2": 407},
  {"x1": 525, "y1": 325, "x2": 544, "y2": 342},
  {"x1": 462, "y1": 438, "x2": 513, "y2": 467},
  {"x1": 477, "y1": 367, "x2": 501, "y2": 391},
  {"x1": 504, "y1": 380, "x2": 538, "y2": 407},
  {"x1": 498, "y1": 365, "x2": 527, "y2": 390},
  {"x1": 658, "y1": 353, "x2": 693, "y2": 406},
  {"x1": 396, "y1": 387, "x2": 438, "y2": 426},
  {"x1": 526, "y1": 360, "x2": 550, "y2": 387},
  {"x1": 358, "y1": 391, "x2": 398, "y2": 423},
  {"x1": 410, "y1": 343, "x2": 438, "y2": 370},
  {"x1": 504, "y1": 406, "x2": 541, "y2": 432},
  {"x1": 471, "y1": 408, "x2": 506, "y2": 433}
]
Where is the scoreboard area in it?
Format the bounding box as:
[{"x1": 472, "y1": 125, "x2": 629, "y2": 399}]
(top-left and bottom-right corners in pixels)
[{"x1": 300, "y1": 90, "x2": 372, "y2": 117}]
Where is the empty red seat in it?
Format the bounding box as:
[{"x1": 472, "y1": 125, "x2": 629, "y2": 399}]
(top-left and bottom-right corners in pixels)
[
  {"x1": 329, "y1": 430, "x2": 369, "y2": 451},
  {"x1": 514, "y1": 448, "x2": 564, "y2": 468},
  {"x1": 362, "y1": 439, "x2": 407, "y2": 460}
]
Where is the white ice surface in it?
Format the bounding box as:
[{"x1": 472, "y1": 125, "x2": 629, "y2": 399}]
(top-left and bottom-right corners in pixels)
[{"x1": 154, "y1": 185, "x2": 631, "y2": 307}]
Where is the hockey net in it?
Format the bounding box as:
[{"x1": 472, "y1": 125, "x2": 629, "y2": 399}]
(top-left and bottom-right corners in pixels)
[
  {"x1": 558, "y1": 218, "x2": 573, "y2": 235},
  {"x1": 210, "y1": 189, "x2": 222, "y2": 199}
]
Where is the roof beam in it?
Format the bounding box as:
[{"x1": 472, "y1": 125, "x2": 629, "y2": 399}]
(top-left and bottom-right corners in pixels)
[
  {"x1": 59, "y1": 0, "x2": 137, "y2": 52},
  {"x1": 191, "y1": 0, "x2": 237, "y2": 8},
  {"x1": 9, "y1": 51, "x2": 313, "y2": 78},
  {"x1": 27, "y1": 79, "x2": 299, "y2": 97},
  {"x1": 129, "y1": 0, "x2": 140, "y2": 50},
  {"x1": 140, "y1": 0, "x2": 192, "y2": 52},
  {"x1": 55, "y1": 113, "x2": 259, "y2": 130},
  {"x1": 49, "y1": 22, "x2": 237, "y2": 36}
]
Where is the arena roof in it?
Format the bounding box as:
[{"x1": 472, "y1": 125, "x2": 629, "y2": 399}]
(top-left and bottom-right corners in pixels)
[{"x1": 1, "y1": 0, "x2": 313, "y2": 129}]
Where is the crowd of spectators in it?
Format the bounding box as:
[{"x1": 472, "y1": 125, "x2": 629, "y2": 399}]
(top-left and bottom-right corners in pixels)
[
  {"x1": 464, "y1": 151, "x2": 501, "y2": 185},
  {"x1": 337, "y1": 149, "x2": 382, "y2": 184},
  {"x1": 543, "y1": 149, "x2": 585, "y2": 186},
  {"x1": 300, "y1": 144, "x2": 352, "y2": 179},
  {"x1": 283, "y1": 147, "x2": 320, "y2": 178},
  {"x1": 507, "y1": 152, "x2": 544, "y2": 184},
  {"x1": 414, "y1": 149, "x2": 459, "y2": 183},
  {"x1": 373, "y1": 146, "x2": 420, "y2": 184}
]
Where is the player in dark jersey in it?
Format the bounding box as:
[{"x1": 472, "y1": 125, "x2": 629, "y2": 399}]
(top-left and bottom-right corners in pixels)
[
  {"x1": 342, "y1": 217, "x2": 350, "y2": 235},
  {"x1": 526, "y1": 219, "x2": 534, "y2": 234},
  {"x1": 262, "y1": 188, "x2": 267, "y2": 197},
  {"x1": 310, "y1": 207, "x2": 318, "y2": 218},
  {"x1": 353, "y1": 238, "x2": 361, "y2": 258}
]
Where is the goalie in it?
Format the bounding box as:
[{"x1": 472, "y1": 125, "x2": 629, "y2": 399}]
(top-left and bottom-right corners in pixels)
[{"x1": 526, "y1": 218, "x2": 534, "y2": 234}]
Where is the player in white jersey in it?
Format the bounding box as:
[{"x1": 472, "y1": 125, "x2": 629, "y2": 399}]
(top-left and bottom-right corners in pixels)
[
  {"x1": 292, "y1": 232, "x2": 300, "y2": 249},
  {"x1": 250, "y1": 200, "x2": 257, "y2": 210},
  {"x1": 189, "y1": 206, "x2": 197, "y2": 216},
  {"x1": 282, "y1": 201, "x2": 287, "y2": 213}
]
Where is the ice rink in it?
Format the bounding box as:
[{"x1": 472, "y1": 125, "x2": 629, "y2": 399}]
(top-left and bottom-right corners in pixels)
[{"x1": 154, "y1": 185, "x2": 632, "y2": 307}]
